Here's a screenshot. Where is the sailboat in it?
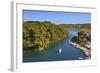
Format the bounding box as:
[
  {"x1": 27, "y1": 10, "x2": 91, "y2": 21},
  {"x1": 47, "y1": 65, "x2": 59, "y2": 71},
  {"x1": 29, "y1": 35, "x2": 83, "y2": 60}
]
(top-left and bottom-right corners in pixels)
[
  {"x1": 78, "y1": 57, "x2": 83, "y2": 60},
  {"x1": 58, "y1": 48, "x2": 62, "y2": 53}
]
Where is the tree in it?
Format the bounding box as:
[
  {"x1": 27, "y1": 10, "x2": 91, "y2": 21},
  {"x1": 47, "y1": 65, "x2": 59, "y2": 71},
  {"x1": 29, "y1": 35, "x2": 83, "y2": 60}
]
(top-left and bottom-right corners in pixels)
[{"x1": 23, "y1": 21, "x2": 68, "y2": 52}]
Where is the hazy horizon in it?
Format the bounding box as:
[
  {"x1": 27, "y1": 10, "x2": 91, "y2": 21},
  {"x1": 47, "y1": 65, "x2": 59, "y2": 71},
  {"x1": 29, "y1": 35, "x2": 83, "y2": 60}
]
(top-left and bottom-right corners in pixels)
[{"x1": 23, "y1": 10, "x2": 91, "y2": 24}]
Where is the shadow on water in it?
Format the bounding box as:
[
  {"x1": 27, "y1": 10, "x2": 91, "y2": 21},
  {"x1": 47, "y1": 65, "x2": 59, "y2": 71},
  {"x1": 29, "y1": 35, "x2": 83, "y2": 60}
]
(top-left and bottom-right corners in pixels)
[
  {"x1": 23, "y1": 29, "x2": 88, "y2": 62},
  {"x1": 23, "y1": 37, "x2": 66, "y2": 58}
]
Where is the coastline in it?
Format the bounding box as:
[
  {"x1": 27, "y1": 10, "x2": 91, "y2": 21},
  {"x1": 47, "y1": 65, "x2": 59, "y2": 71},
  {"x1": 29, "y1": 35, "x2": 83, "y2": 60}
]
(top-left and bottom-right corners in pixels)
[{"x1": 68, "y1": 40, "x2": 91, "y2": 58}]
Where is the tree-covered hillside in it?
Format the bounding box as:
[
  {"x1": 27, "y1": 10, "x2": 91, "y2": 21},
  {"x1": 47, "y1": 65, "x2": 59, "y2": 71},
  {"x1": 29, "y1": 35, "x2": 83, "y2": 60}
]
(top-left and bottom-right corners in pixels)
[
  {"x1": 23, "y1": 21, "x2": 91, "y2": 52},
  {"x1": 23, "y1": 21, "x2": 67, "y2": 52}
]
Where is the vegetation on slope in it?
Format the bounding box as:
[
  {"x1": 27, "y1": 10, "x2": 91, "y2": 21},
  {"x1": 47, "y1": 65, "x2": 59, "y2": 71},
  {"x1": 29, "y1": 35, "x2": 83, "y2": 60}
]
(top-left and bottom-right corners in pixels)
[
  {"x1": 23, "y1": 21, "x2": 91, "y2": 52},
  {"x1": 71, "y1": 28, "x2": 91, "y2": 50},
  {"x1": 23, "y1": 21, "x2": 67, "y2": 52}
]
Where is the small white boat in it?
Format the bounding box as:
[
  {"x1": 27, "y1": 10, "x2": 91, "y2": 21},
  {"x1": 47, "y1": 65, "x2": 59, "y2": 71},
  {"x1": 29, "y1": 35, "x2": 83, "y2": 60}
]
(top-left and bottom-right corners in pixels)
[
  {"x1": 78, "y1": 57, "x2": 83, "y2": 60},
  {"x1": 58, "y1": 48, "x2": 62, "y2": 53}
]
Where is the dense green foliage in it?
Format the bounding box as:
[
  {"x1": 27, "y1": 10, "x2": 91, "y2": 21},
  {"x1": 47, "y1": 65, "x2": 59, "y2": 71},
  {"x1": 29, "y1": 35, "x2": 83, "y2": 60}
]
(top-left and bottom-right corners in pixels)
[
  {"x1": 71, "y1": 31, "x2": 91, "y2": 45},
  {"x1": 23, "y1": 21, "x2": 91, "y2": 52},
  {"x1": 23, "y1": 21, "x2": 67, "y2": 52},
  {"x1": 60, "y1": 24, "x2": 91, "y2": 30}
]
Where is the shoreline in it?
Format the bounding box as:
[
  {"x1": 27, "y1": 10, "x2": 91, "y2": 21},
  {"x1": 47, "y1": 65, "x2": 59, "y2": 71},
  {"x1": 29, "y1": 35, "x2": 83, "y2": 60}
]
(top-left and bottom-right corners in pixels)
[{"x1": 68, "y1": 40, "x2": 91, "y2": 58}]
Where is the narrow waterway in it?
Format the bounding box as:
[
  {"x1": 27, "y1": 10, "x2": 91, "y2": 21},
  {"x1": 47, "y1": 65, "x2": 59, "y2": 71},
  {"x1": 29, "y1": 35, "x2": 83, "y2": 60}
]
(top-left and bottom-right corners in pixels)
[{"x1": 23, "y1": 29, "x2": 87, "y2": 62}]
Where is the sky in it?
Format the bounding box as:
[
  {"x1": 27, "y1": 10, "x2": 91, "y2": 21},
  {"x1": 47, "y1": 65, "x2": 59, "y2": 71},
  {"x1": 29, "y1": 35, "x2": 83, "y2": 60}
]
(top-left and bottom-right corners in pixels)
[{"x1": 23, "y1": 10, "x2": 91, "y2": 24}]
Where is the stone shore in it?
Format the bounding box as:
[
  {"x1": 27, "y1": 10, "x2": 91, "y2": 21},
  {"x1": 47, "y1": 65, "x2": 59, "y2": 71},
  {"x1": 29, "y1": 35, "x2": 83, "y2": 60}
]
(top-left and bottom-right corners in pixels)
[{"x1": 68, "y1": 40, "x2": 91, "y2": 57}]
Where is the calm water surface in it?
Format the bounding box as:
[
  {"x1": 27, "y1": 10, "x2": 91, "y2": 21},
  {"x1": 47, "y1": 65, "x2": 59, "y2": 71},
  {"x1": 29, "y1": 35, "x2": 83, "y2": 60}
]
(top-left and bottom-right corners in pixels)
[{"x1": 23, "y1": 29, "x2": 87, "y2": 62}]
